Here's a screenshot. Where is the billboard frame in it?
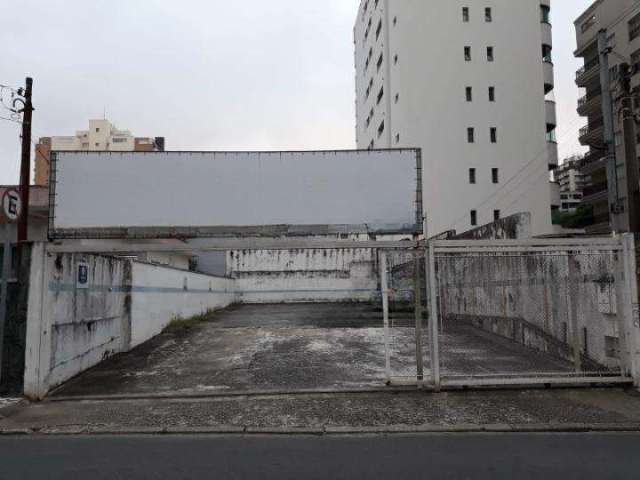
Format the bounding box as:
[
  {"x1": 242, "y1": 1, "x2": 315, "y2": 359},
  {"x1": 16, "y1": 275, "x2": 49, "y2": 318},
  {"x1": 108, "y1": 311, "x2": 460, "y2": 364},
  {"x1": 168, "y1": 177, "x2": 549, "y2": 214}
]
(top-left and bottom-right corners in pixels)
[{"x1": 47, "y1": 148, "x2": 423, "y2": 240}]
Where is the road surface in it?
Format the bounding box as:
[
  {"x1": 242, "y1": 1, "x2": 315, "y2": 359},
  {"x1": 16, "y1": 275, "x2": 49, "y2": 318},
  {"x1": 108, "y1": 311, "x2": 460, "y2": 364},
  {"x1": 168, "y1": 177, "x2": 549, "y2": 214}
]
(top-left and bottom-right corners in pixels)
[{"x1": 0, "y1": 433, "x2": 638, "y2": 479}]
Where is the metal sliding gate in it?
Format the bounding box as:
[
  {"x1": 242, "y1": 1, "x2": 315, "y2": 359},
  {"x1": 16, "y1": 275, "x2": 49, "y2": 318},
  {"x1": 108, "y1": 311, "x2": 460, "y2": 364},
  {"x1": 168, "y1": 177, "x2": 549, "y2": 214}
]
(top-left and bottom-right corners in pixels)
[{"x1": 380, "y1": 235, "x2": 640, "y2": 389}]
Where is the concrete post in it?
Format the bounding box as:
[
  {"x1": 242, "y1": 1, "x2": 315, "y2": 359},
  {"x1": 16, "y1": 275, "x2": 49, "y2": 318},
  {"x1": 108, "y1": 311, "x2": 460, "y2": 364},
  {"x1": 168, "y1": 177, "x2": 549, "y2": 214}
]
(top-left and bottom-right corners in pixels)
[{"x1": 617, "y1": 234, "x2": 640, "y2": 386}]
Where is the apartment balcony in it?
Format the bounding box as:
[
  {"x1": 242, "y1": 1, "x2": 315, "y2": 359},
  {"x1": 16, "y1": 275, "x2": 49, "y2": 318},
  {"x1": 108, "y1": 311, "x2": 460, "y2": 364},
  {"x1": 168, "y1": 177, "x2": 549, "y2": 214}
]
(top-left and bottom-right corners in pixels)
[
  {"x1": 579, "y1": 117, "x2": 604, "y2": 146},
  {"x1": 546, "y1": 140, "x2": 559, "y2": 170},
  {"x1": 576, "y1": 57, "x2": 600, "y2": 87},
  {"x1": 543, "y1": 61, "x2": 554, "y2": 94},
  {"x1": 545, "y1": 100, "x2": 557, "y2": 128},
  {"x1": 577, "y1": 88, "x2": 602, "y2": 116},
  {"x1": 541, "y1": 22, "x2": 552, "y2": 48}
]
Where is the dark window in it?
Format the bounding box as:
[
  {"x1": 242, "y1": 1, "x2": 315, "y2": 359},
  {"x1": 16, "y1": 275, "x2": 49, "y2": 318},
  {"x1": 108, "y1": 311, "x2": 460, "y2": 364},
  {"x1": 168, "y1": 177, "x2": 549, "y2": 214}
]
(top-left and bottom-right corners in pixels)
[
  {"x1": 489, "y1": 86, "x2": 495, "y2": 102},
  {"x1": 377, "y1": 120, "x2": 385, "y2": 138},
  {"x1": 467, "y1": 127, "x2": 475, "y2": 143},
  {"x1": 377, "y1": 86, "x2": 384, "y2": 105},
  {"x1": 375, "y1": 20, "x2": 382, "y2": 40},
  {"x1": 466, "y1": 86, "x2": 473, "y2": 101},
  {"x1": 485, "y1": 7, "x2": 492, "y2": 22},
  {"x1": 464, "y1": 46, "x2": 471, "y2": 61},
  {"x1": 487, "y1": 46, "x2": 494, "y2": 62},
  {"x1": 462, "y1": 7, "x2": 469, "y2": 22},
  {"x1": 542, "y1": 44, "x2": 552, "y2": 62},
  {"x1": 494, "y1": 210, "x2": 501, "y2": 221},
  {"x1": 492, "y1": 168, "x2": 499, "y2": 183},
  {"x1": 490, "y1": 127, "x2": 498, "y2": 143},
  {"x1": 470, "y1": 210, "x2": 478, "y2": 226},
  {"x1": 469, "y1": 168, "x2": 476, "y2": 184},
  {"x1": 541, "y1": 5, "x2": 551, "y2": 24}
]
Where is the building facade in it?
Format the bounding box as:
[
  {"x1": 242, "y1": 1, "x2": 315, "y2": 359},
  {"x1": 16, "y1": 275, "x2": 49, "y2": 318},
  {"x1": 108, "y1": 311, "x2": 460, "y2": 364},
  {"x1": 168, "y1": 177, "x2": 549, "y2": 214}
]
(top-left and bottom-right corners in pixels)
[
  {"x1": 554, "y1": 155, "x2": 586, "y2": 212},
  {"x1": 575, "y1": 0, "x2": 640, "y2": 234},
  {"x1": 34, "y1": 119, "x2": 165, "y2": 186},
  {"x1": 354, "y1": 0, "x2": 557, "y2": 237}
]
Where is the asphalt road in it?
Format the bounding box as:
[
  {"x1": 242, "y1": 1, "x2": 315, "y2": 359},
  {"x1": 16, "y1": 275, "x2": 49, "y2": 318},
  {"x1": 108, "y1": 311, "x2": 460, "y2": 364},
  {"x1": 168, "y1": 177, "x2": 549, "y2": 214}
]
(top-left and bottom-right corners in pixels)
[{"x1": 0, "y1": 433, "x2": 638, "y2": 479}]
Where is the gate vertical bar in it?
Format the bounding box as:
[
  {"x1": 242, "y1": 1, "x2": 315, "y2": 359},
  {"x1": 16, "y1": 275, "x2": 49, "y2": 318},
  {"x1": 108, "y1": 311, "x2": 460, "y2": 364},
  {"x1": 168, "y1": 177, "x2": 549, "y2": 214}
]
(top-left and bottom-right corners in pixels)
[
  {"x1": 0, "y1": 224, "x2": 11, "y2": 383},
  {"x1": 427, "y1": 243, "x2": 441, "y2": 390},
  {"x1": 380, "y1": 251, "x2": 391, "y2": 384},
  {"x1": 567, "y1": 252, "x2": 583, "y2": 373},
  {"x1": 414, "y1": 251, "x2": 424, "y2": 384}
]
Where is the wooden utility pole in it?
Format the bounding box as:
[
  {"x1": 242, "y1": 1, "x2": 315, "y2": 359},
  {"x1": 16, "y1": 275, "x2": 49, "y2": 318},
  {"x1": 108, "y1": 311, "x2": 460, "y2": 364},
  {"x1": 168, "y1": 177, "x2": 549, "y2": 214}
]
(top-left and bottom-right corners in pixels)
[{"x1": 17, "y1": 77, "x2": 33, "y2": 244}]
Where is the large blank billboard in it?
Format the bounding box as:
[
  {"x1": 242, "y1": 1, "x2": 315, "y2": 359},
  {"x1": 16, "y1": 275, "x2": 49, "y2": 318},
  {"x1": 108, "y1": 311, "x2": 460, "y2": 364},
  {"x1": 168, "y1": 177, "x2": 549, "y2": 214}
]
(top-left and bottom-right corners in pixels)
[{"x1": 49, "y1": 150, "x2": 422, "y2": 239}]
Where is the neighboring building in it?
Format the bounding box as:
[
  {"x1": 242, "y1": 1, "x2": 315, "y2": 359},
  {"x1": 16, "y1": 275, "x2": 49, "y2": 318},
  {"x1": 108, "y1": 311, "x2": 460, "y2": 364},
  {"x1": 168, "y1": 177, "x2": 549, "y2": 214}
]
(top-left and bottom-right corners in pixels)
[
  {"x1": 34, "y1": 119, "x2": 165, "y2": 186},
  {"x1": 574, "y1": 0, "x2": 640, "y2": 233},
  {"x1": 554, "y1": 155, "x2": 586, "y2": 212},
  {"x1": 354, "y1": 0, "x2": 558, "y2": 237}
]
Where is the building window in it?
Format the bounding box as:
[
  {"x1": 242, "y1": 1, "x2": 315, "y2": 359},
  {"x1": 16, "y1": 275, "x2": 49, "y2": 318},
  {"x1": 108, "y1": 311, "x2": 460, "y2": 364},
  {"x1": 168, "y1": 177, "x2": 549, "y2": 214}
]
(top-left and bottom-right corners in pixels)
[
  {"x1": 490, "y1": 127, "x2": 497, "y2": 143},
  {"x1": 395, "y1": 133, "x2": 400, "y2": 144},
  {"x1": 395, "y1": 93, "x2": 399, "y2": 103},
  {"x1": 467, "y1": 127, "x2": 475, "y2": 143},
  {"x1": 375, "y1": 20, "x2": 382, "y2": 40},
  {"x1": 377, "y1": 86, "x2": 384, "y2": 105},
  {"x1": 394, "y1": 54, "x2": 398, "y2": 65},
  {"x1": 368, "y1": 139, "x2": 374, "y2": 150},
  {"x1": 96, "y1": 128, "x2": 100, "y2": 132},
  {"x1": 629, "y1": 12, "x2": 640, "y2": 41},
  {"x1": 489, "y1": 86, "x2": 496, "y2": 102},
  {"x1": 393, "y1": 16, "x2": 397, "y2": 26},
  {"x1": 377, "y1": 120, "x2": 385, "y2": 138},
  {"x1": 492, "y1": 168, "x2": 499, "y2": 184},
  {"x1": 377, "y1": 53, "x2": 384, "y2": 71},
  {"x1": 485, "y1": 7, "x2": 492, "y2": 22},
  {"x1": 541, "y1": 5, "x2": 551, "y2": 24},
  {"x1": 494, "y1": 210, "x2": 501, "y2": 221},
  {"x1": 466, "y1": 86, "x2": 473, "y2": 102},
  {"x1": 113, "y1": 138, "x2": 127, "y2": 143},
  {"x1": 95, "y1": 143, "x2": 100, "y2": 147},
  {"x1": 470, "y1": 210, "x2": 478, "y2": 226},
  {"x1": 542, "y1": 44, "x2": 552, "y2": 63},
  {"x1": 464, "y1": 46, "x2": 471, "y2": 61},
  {"x1": 487, "y1": 46, "x2": 494, "y2": 62},
  {"x1": 462, "y1": 7, "x2": 469, "y2": 22},
  {"x1": 469, "y1": 168, "x2": 476, "y2": 184}
]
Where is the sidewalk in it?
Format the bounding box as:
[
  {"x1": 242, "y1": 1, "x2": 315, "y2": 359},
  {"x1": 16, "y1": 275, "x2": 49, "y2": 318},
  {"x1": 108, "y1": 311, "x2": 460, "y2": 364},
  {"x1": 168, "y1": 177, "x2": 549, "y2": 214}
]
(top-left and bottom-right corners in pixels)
[{"x1": 2, "y1": 388, "x2": 640, "y2": 435}]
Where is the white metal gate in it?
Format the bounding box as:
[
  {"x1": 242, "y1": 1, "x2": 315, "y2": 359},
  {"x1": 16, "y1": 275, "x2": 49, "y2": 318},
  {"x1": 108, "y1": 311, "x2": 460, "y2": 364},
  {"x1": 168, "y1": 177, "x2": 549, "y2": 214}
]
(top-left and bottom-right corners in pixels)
[{"x1": 381, "y1": 235, "x2": 640, "y2": 389}]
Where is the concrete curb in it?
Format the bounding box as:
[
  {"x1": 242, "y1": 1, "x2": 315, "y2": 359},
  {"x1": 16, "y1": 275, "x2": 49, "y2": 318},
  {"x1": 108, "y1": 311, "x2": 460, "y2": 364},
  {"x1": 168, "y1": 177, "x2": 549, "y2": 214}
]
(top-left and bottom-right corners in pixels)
[
  {"x1": 3, "y1": 423, "x2": 640, "y2": 437},
  {"x1": 0, "y1": 399, "x2": 30, "y2": 420},
  {"x1": 45, "y1": 384, "x2": 635, "y2": 404},
  {"x1": 45, "y1": 386, "x2": 422, "y2": 403}
]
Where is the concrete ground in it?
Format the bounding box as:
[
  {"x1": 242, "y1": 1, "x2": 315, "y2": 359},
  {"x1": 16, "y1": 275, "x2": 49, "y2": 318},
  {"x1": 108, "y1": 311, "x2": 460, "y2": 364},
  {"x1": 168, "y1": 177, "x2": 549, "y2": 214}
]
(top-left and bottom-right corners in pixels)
[
  {"x1": 3, "y1": 389, "x2": 640, "y2": 434},
  {"x1": 51, "y1": 303, "x2": 580, "y2": 398}
]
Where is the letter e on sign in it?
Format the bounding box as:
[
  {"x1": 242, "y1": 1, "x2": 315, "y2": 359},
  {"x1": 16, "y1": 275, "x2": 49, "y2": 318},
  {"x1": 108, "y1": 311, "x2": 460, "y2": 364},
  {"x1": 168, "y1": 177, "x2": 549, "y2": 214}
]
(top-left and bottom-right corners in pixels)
[{"x1": 2, "y1": 189, "x2": 22, "y2": 223}]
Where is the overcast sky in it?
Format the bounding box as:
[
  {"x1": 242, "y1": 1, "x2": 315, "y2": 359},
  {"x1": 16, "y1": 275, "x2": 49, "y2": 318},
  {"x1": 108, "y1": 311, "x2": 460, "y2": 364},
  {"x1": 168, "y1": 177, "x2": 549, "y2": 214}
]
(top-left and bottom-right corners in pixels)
[{"x1": 0, "y1": 0, "x2": 593, "y2": 185}]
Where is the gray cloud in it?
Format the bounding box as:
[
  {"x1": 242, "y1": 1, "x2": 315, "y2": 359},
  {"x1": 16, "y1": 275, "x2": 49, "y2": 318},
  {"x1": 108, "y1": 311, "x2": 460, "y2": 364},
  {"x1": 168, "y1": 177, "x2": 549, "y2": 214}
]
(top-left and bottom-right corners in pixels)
[{"x1": 0, "y1": 0, "x2": 590, "y2": 184}]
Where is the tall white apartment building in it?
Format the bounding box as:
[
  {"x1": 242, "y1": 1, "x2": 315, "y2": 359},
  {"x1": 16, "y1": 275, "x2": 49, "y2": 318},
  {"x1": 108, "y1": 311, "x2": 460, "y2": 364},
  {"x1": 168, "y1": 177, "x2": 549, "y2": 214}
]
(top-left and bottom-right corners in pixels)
[{"x1": 354, "y1": 0, "x2": 558, "y2": 236}]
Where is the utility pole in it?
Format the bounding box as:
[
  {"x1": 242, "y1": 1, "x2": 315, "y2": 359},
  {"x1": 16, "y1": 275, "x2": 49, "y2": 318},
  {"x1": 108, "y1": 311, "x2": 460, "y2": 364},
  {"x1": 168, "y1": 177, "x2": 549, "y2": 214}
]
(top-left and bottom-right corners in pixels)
[
  {"x1": 618, "y1": 63, "x2": 640, "y2": 233},
  {"x1": 17, "y1": 77, "x2": 33, "y2": 244},
  {"x1": 598, "y1": 30, "x2": 623, "y2": 233}
]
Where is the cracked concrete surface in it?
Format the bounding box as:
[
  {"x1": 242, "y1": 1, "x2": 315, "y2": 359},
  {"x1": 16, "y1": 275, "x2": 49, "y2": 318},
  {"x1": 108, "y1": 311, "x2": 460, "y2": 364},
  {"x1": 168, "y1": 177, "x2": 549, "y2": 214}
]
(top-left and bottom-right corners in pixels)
[{"x1": 51, "y1": 303, "x2": 579, "y2": 398}]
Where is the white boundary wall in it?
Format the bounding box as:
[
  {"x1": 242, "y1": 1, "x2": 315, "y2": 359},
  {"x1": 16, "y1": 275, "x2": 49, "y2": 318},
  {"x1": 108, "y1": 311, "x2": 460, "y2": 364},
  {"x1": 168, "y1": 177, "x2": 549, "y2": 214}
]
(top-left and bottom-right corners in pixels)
[
  {"x1": 23, "y1": 245, "x2": 238, "y2": 399},
  {"x1": 130, "y1": 263, "x2": 238, "y2": 348}
]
